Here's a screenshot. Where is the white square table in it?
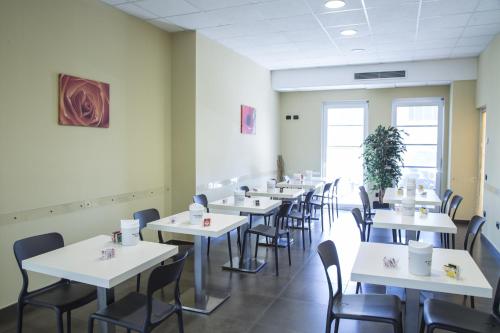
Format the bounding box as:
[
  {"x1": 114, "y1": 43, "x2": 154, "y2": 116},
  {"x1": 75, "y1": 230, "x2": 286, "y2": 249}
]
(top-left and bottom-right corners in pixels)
[
  {"x1": 351, "y1": 242, "x2": 492, "y2": 333},
  {"x1": 22, "y1": 235, "x2": 178, "y2": 333},
  {"x1": 247, "y1": 187, "x2": 304, "y2": 200},
  {"x1": 208, "y1": 196, "x2": 281, "y2": 273},
  {"x1": 276, "y1": 179, "x2": 324, "y2": 190},
  {"x1": 147, "y1": 212, "x2": 247, "y2": 314},
  {"x1": 384, "y1": 187, "x2": 442, "y2": 206},
  {"x1": 372, "y1": 210, "x2": 457, "y2": 243}
]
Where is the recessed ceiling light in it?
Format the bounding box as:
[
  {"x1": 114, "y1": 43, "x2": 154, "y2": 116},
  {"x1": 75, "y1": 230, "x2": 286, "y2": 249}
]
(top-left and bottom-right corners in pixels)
[
  {"x1": 340, "y1": 29, "x2": 357, "y2": 36},
  {"x1": 351, "y1": 48, "x2": 366, "y2": 53},
  {"x1": 324, "y1": 0, "x2": 346, "y2": 9}
]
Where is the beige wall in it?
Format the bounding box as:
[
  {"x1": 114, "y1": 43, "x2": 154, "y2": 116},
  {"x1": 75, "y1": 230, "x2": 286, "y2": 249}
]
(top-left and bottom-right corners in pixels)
[
  {"x1": 171, "y1": 31, "x2": 197, "y2": 213},
  {"x1": 195, "y1": 34, "x2": 280, "y2": 199},
  {"x1": 448, "y1": 80, "x2": 479, "y2": 220},
  {"x1": 0, "y1": 0, "x2": 172, "y2": 308},
  {"x1": 477, "y1": 34, "x2": 500, "y2": 251},
  {"x1": 280, "y1": 86, "x2": 451, "y2": 193}
]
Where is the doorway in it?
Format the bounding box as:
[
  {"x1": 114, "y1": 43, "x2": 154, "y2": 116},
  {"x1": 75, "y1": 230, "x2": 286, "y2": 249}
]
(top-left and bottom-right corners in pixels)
[{"x1": 476, "y1": 107, "x2": 487, "y2": 216}]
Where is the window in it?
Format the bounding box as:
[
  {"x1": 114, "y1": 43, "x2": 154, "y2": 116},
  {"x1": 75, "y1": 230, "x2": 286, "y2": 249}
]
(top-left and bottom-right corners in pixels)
[
  {"x1": 322, "y1": 101, "x2": 367, "y2": 206},
  {"x1": 392, "y1": 98, "x2": 444, "y2": 192}
]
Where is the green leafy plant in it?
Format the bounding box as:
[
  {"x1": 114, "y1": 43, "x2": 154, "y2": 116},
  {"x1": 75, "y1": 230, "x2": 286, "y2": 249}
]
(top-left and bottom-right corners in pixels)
[{"x1": 362, "y1": 125, "x2": 407, "y2": 203}]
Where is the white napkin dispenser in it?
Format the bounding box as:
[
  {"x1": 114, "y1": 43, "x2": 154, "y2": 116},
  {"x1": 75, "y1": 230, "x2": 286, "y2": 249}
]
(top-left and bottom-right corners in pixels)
[
  {"x1": 402, "y1": 196, "x2": 416, "y2": 216},
  {"x1": 234, "y1": 190, "x2": 245, "y2": 204},
  {"x1": 121, "y1": 219, "x2": 140, "y2": 246},
  {"x1": 408, "y1": 240, "x2": 433, "y2": 276},
  {"x1": 267, "y1": 179, "x2": 276, "y2": 192},
  {"x1": 189, "y1": 203, "x2": 205, "y2": 225}
]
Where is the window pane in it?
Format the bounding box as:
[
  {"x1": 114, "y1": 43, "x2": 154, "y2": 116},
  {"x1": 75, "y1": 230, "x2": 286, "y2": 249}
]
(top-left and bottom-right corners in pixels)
[
  {"x1": 396, "y1": 105, "x2": 438, "y2": 126},
  {"x1": 401, "y1": 167, "x2": 437, "y2": 189},
  {"x1": 326, "y1": 147, "x2": 363, "y2": 184},
  {"x1": 327, "y1": 125, "x2": 364, "y2": 147},
  {"x1": 402, "y1": 145, "x2": 437, "y2": 167},
  {"x1": 398, "y1": 126, "x2": 438, "y2": 145},
  {"x1": 328, "y1": 107, "x2": 364, "y2": 125}
]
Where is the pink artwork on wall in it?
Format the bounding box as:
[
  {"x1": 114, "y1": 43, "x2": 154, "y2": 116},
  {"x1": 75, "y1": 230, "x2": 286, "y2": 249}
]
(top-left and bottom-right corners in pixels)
[
  {"x1": 58, "y1": 74, "x2": 110, "y2": 128},
  {"x1": 241, "y1": 105, "x2": 256, "y2": 134}
]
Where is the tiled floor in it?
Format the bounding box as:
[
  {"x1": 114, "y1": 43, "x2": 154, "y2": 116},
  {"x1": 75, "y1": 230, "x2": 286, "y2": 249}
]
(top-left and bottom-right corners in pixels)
[{"x1": 1, "y1": 209, "x2": 499, "y2": 333}]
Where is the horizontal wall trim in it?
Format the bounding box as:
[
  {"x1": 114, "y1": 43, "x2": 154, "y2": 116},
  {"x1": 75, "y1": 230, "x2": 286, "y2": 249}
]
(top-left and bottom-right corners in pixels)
[
  {"x1": 0, "y1": 187, "x2": 167, "y2": 226},
  {"x1": 196, "y1": 170, "x2": 277, "y2": 194}
]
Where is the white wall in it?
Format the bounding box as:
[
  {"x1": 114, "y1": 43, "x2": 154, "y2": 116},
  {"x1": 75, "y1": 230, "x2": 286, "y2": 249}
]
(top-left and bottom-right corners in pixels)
[
  {"x1": 195, "y1": 34, "x2": 280, "y2": 199},
  {"x1": 477, "y1": 34, "x2": 500, "y2": 251}
]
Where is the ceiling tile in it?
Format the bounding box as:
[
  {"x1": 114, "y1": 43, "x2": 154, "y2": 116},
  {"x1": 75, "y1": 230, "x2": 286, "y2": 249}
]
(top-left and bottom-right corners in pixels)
[
  {"x1": 116, "y1": 3, "x2": 158, "y2": 19},
  {"x1": 318, "y1": 9, "x2": 367, "y2": 27},
  {"x1": 184, "y1": 0, "x2": 256, "y2": 11},
  {"x1": 417, "y1": 27, "x2": 464, "y2": 40},
  {"x1": 477, "y1": 0, "x2": 500, "y2": 11},
  {"x1": 420, "y1": 0, "x2": 480, "y2": 18},
  {"x1": 414, "y1": 38, "x2": 458, "y2": 49},
  {"x1": 414, "y1": 48, "x2": 452, "y2": 59},
  {"x1": 462, "y1": 23, "x2": 500, "y2": 36},
  {"x1": 255, "y1": 0, "x2": 311, "y2": 20},
  {"x1": 452, "y1": 44, "x2": 487, "y2": 55},
  {"x1": 266, "y1": 14, "x2": 320, "y2": 32},
  {"x1": 419, "y1": 13, "x2": 471, "y2": 29},
  {"x1": 367, "y1": 2, "x2": 418, "y2": 25},
  {"x1": 469, "y1": 10, "x2": 500, "y2": 25},
  {"x1": 135, "y1": 0, "x2": 199, "y2": 17},
  {"x1": 456, "y1": 34, "x2": 495, "y2": 46},
  {"x1": 328, "y1": 23, "x2": 371, "y2": 38},
  {"x1": 283, "y1": 28, "x2": 330, "y2": 42},
  {"x1": 371, "y1": 20, "x2": 416, "y2": 34}
]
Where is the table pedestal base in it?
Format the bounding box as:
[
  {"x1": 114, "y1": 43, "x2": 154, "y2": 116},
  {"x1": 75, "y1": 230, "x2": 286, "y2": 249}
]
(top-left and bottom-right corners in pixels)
[
  {"x1": 222, "y1": 256, "x2": 266, "y2": 273},
  {"x1": 180, "y1": 288, "x2": 229, "y2": 314}
]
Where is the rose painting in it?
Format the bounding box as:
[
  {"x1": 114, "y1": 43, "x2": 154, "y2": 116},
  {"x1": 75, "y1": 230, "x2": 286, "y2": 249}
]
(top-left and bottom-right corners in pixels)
[
  {"x1": 241, "y1": 105, "x2": 256, "y2": 134},
  {"x1": 58, "y1": 74, "x2": 109, "y2": 128}
]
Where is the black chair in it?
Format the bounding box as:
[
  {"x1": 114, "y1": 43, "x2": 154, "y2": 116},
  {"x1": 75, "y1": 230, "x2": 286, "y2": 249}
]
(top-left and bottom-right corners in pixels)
[
  {"x1": 446, "y1": 195, "x2": 463, "y2": 249},
  {"x1": 192, "y1": 194, "x2": 213, "y2": 256},
  {"x1": 311, "y1": 183, "x2": 333, "y2": 229},
  {"x1": 418, "y1": 189, "x2": 454, "y2": 242},
  {"x1": 358, "y1": 188, "x2": 375, "y2": 241},
  {"x1": 351, "y1": 208, "x2": 366, "y2": 294},
  {"x1": 317, "y1": 240, "x2": 403, "y2": 333},
  {"x1": 462, "y1": 215, "x2": 487, "y2": 308},
  {"x1": 133, "y1": 208, "x2": 194, "y2": 292},
  {"x1": 420, "y1": 277, "x2": 500, "y2": 333},
  {"x1": 240, "y1": 185, "x2": 274, "y2": 227},
  {"x1": 288, "y1": 190, "x2": 315, "y2": 249},
  {"x1": 88, "y1": 252, "x2": 188, "y2": 333},
  {"x1": 240, "y1": 202, "x2": 293, "y2": 276},
  {"x1": 13, "y1": 233, "x2": 97, "y2": 333},
  {"x1": 331, "y1": 178, "x2": 341, "y2": 219}
]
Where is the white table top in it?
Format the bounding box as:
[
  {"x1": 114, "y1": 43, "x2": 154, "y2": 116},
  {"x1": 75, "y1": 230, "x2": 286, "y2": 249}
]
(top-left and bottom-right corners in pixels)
[
  {"x1": 384, "y1": 187, "x2": 442, "y2": 206},
  {"x1": 247, "y1": 187, "x2": 304, "y2": 199},
  {"x1": 276, "y1": 180, "x2": 324, "y2": 190},
  {"x1": 373, "y1": 210, "x2": 457, "y2": 234},
  {"x1": 351, "y1": 242, "x2": 492, "y2": 298},
  {"x1": 22, "y1": 235, "x2": 178, "y2": 289},
  {"x1": 208, "y1": 196, "x2": 281, "y2": 214},
  {"x1": 147, "y1": 212, "x2": 247, "y2": 238}
]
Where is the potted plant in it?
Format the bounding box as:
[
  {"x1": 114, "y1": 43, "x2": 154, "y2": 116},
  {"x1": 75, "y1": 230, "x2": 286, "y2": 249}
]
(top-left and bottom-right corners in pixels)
[{"x1": 362, "y1": 125, "x2": 406, "y2": 207}]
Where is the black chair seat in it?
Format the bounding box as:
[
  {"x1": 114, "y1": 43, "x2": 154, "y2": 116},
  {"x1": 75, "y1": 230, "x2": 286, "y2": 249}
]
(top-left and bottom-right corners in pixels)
[
  {"x1": 288, "y1": 209, "x2": 310, "y2": 219},
  {"x1": 333, "y1": 294, "x2": 401, "y2": 323},
  {"x1": 423, "y1": 298, "x2": 499, "y2": 333},
  {"x1": 164, "y1": 240, "x2": 194, "y2": 257},
  {"x1": 25, "y1": 281, "x2": 96, "y2": 311},
  {"x1": 92, "y1": 292, "x2": 177, "y2": 331},
  {"x1": 248, "y1": 224, "x2": 286, "y2": 238}
]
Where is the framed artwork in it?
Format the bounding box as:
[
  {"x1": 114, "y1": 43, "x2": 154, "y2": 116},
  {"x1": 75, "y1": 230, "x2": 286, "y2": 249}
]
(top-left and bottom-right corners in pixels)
[
  {"x1": 241, "y1": 105, "x2": 256, "y2": 134},
  {"x1": 58, "y1": 74, "x2": 110, "y2": 128}
]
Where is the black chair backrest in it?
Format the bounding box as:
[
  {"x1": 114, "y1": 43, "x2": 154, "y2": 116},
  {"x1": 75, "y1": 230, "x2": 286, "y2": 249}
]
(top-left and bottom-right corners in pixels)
[
  {"x1": 464, "y1": 215, "x2": 487, "y2": 255},
  {"x1": 240, "y1": 186, "x2": 250, "y2": 193},
  {"x1": 193, "y1": 194, "x2": 209, "y2": 212},
  {"x1": 321, "y1": 183, "x2": 332, "y2": 203},
  {"x1": 317, "y1": 240, "x2": 343, "y2": 302},
  {"x1": 146, "y1": 251, "x2": 188, "y2": 323},
  {"x1": 359, "y1": 189, "x2": 372, "y2": 218},
  {"x1": 333, "y1": 178, "x2": 341, "y2": 187},
  {"x1": 447, "y1": 195, "x2": 463, "y2": 221},
  {"x1": 441, "y1": 189, "x2": 453, "y2": 213},
  {"x1": 493, "y1": 277, "x2": 500, "y2": 317},
  {"x1": 351, "y1": 208, "x2": 366, "y2": 242},
  {"x1": 13, "y1": 233, "x2": 64, "y2": 295},
  {"x1": 274, "y1": 202, "x2": 294, "y2": 234},
  {"x1": 133, "y1": 208, "x2": 161, "y2": 240}
]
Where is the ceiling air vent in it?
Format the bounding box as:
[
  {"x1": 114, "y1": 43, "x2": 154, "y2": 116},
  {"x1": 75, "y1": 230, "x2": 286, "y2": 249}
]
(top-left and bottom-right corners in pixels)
[{"x1": 354, "y1": 70, "x2": 406, "y2": 80}]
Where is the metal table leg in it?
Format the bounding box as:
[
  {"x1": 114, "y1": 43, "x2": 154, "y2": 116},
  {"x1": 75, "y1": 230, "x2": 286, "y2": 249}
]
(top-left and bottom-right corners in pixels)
[
  {"x1": 180, "y1": 235, "x2": 230, "y2": 314},
  {"x1": 96, "y1": 287, "x2": 115, "y2": 333},
  {"x1": 405, "y1": 288, "x2": 421, "y2": 333}
]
